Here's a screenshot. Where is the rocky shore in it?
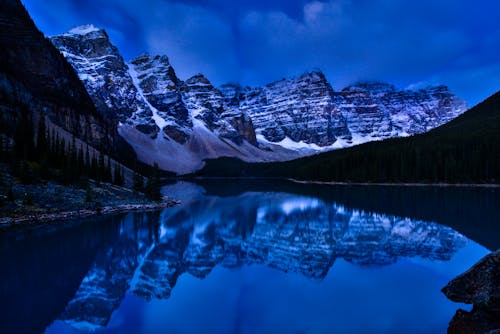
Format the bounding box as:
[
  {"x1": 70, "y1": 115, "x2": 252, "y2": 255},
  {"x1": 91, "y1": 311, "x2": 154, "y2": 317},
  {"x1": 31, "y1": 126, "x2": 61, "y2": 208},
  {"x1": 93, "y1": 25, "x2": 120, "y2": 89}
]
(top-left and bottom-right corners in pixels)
[
  {"x1": 0, "y1": 200, "x2": 179, "y2": 225},
  {"x1": 0, "y1": 177, "x2": 179, "y2": 225},
  {"x1": 442, "y1": 250, "x2": 499, "y2": 333}
]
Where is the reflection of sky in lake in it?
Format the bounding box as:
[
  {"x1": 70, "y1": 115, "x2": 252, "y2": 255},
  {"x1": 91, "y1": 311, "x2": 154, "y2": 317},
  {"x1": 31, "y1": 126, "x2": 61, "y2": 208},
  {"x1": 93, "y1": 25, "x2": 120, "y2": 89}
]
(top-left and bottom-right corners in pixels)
[
  {"x1": 47, "y1": 242, "x2": 487, "y2": 334},
  {"x1": 4, "y1": 181, "x2": 491, "y2": 334}
]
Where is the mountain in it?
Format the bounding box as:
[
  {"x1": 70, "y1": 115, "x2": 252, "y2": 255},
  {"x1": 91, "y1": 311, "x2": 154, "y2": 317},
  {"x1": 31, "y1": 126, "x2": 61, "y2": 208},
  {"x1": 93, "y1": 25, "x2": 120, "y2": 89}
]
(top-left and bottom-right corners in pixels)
[
  {"x1": 199, "y1": 90, "x2": 500, "y2": 183},
  {"x1": 0, "y1": 3, "x2": 128, "y2": 156},
  {"x1": 51, "y1": 26, "x2": 466, "y2": 174},
  {"x1": 335, "y1": 82, "x2": 465, "y2": 138}
]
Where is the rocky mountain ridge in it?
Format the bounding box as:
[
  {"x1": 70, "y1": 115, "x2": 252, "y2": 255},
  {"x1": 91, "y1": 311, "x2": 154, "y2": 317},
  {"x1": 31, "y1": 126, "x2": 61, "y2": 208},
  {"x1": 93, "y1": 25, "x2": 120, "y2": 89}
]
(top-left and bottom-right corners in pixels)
[
  {"x1": 51, "y1": 25, "x2": 467, "y2": 174},
  {"x1": 0, "y1": 7, "x2": 120, "y2": 154}
]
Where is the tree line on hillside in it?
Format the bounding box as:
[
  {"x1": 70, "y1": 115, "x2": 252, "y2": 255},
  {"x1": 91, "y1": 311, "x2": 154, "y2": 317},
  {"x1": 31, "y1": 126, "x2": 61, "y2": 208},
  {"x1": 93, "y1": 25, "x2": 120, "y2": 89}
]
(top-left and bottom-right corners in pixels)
[
  {"x1": 198, "y1": 131, "x2": 499, "y2": 183},
  {"x1": 198, "y1": 91, "x2": 500, "y2": 184},
  {"x1": 0, "y1": 109, "x2": 162, "y2": 201}
]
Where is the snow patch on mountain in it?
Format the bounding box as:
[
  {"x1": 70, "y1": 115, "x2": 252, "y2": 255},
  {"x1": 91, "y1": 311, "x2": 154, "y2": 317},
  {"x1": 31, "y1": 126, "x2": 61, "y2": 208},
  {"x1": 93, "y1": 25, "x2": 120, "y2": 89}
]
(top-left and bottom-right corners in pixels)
[
  {"x1": 66, "y1": 24, "x2": 100, "y2": 36},
  {"x1": 51, "y1": 25, "x2": 468, "y2": 174},
  {"x1": 128, "y1": 63, "x2": 168, "y2": 130}
]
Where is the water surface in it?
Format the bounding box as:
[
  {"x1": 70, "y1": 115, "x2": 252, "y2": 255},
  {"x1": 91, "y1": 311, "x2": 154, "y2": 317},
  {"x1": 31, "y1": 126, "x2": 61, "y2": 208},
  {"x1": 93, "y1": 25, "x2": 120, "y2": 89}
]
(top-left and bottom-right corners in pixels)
[{"x1": 1, "y1": 180, "x2": 497, "y2": 334}]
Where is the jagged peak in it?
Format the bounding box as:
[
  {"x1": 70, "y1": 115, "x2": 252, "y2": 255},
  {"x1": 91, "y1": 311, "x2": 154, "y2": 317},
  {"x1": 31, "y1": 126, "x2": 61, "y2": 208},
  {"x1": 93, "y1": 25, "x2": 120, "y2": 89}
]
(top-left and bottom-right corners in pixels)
[
  {"x1": 220, "y1": 82, "x2": 242, "y2": 89},
  {"x1": 298, "y1": 69, "x2": 327, "y2": 81},
  {"x1": 343, "y1": 81, "x2": 397, "y2": 93},
  {"x1": 185, "y1": 73, "x2": 212, "y2": 86},
  {"x1": 265, "y1": 70, "x2": 328, "y2": 89},
  {"x1": 130, "y1": 53, "x2": 171, "y2": 66},
  {"x1": 57, "y1": 24, "x2": 107, "y2": 38},
  {"x1": 153, "y1": 54, "x2": 170, "y2": 64},
  {"x1": 129, "y1": 53, "x2": 155, "y2": 66},
  {"x1": 131, "y1": 52, "x2": 151, "y2": 61},
  {"x1": 405, "y1": 81, "x2": 452, "y2": 92},
  {"x1": 419, "y1": 85, "x2": 450, "y2": 93},
  {"x1": 68, "y1": 24, "x2": 100, "y2": 35}
]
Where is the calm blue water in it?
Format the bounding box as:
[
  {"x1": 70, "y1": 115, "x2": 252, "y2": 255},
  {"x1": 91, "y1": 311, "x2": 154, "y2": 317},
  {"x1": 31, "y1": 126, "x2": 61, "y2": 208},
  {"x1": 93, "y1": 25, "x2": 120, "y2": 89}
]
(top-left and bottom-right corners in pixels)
[{"x1": 1, "y1": 180, "x2": 497, "y2": 334}]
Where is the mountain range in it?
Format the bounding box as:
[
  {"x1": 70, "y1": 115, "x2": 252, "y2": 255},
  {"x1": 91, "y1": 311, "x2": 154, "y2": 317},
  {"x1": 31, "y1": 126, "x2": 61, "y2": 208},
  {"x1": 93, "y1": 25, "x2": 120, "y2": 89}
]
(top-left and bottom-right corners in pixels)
[
  {"x1": 50, "y1": 25, "x2": 467, "y2": 174},
  {"x1": 198, "y1": 90, "x2": 500, "y2": 183}
]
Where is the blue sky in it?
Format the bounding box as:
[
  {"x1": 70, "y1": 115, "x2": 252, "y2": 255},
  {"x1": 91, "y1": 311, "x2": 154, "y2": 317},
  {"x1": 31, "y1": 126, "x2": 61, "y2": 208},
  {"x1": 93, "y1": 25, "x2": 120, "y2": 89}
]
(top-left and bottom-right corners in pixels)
[{"x1": 23, "y1": 0, "x2": 500, "y2": 106}]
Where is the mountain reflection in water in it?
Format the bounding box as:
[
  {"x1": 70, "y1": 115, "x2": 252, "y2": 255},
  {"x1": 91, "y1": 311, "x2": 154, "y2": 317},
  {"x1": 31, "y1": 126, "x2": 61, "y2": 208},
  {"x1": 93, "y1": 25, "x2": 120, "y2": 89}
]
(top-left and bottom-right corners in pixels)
[{"x1": 0, "y1": 181, "x2": 493, "y2": 334}]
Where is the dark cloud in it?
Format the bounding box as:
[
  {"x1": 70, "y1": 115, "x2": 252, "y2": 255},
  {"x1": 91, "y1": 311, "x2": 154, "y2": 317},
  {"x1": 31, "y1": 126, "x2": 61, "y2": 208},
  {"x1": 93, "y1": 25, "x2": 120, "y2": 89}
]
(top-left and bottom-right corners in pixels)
[{"x1": 23, "y1": 0, "x2": 500, "y2": 105}]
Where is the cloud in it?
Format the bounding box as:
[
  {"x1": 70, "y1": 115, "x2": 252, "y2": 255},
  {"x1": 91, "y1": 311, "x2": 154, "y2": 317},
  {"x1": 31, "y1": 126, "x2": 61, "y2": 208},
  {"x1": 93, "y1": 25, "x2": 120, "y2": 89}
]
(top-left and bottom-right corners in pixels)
[
  {"x1": 128, "y1": 1, "x2": 240, "y2": 83},
  {"x1": 303, "y1": 1, "x2": 324, "y2": 23},
  {"x1": 238, "y1": 1, "x2": 474, "y2": 86},
  {"x1": 235, "y1": 0, "x2": 500, "y2": 104},
  {"x1": 22, "y1": 0, "x2": 500, "y2": 105}
]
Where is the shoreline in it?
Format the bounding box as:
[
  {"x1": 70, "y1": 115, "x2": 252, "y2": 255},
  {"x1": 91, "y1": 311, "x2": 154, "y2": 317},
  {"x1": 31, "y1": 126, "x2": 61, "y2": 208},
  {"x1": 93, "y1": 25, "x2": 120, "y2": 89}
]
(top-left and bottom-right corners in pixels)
[
  {"x1": 288, "y1": 179, "x2": 500, "y2": 188},
  {"x1": 0, "y1": 199, "x2": 180, "y2": 226},
  {"x1": 187, "y1": 176, "x2": 500, "y2": 188}
]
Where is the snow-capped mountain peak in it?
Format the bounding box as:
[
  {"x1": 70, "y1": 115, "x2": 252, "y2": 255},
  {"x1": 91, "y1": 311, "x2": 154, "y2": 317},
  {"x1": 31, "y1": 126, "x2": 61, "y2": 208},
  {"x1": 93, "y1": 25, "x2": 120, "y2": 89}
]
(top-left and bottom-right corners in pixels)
[
  {"x1": 66, "y1": 24, "x2": 101, "y2": 36},
  {"x1": 51, "y1": 25, "x2": 467, "y2": 174}
]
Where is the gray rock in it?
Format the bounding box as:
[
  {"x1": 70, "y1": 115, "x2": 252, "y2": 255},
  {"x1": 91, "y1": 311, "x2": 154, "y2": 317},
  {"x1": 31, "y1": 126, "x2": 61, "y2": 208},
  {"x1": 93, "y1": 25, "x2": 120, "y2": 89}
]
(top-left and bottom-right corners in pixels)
[
  {"x1": 443, "y1": 250, "x2": 500, "y2": 334},
  {"x1": 238, "y1": 71, "x2": 351, "y2": 146},
  {"x1": 51, "y1": 26, "x2": 152, "y2": 124},
  {"x1": 129, "y1": 53, "x2": 191, "y2": 142},
  {"x1": 334, "y1": 81, "x2": 467, "y2": 141}
]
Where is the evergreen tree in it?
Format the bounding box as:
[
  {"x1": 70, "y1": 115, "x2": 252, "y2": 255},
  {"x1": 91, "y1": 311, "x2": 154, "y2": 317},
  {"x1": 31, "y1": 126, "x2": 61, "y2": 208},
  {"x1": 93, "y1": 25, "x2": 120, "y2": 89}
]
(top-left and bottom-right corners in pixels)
[
  {"x1": 77, "y1": 144, "x2": 84, "y2": 177},
  {"x1": 113, "y1": 163, "x2": 124, "y2": 186},
  {"x1": 85, "y1": 145, "x2": 90, "y2": 176},
  {"x1": 7, "y1": 184, "x2": 14, "y2": 201},
  {"x1": 145, "y1": 162, "x2": 161, "y2": 201},
  {"x1": 14, "y1": 114, "x2": 26, "y2": 159},
  {"x1": 26, "y1": 113, "x2": 35, "y2": 160},
  {"x1": 133, "y1": 172, "x2": 144, "y2": 192},
  {"x1": 13, "y1": 112, "x2": 35, "y2": 161},
  {"x1": 91, "y1": 153, "x2": 98, "y2": 182},
  {"x1": 59, "y1": 137, "x2": 66, "y2": 169},
  {"x1": 0, "y1": 109, "x2": 4, "y2": 161},
  {"x1": 98, "y1": 151, "x2": 104, "y2": 183},
  {"x1": 84, "y1": 179, "x2": 93, "y2": 202},
  {"x1": 36, "y1": 114, "x2": 47, "y2": 159},
  {"x1": 69, "y1": 136, "x2": 77, "y2": 182},
  {"x1": 105, "y1": 156, "x2": 112, "y2": 182},
  {"x1": 48, "y1": 129, "x2": 56, "y2": 163}
]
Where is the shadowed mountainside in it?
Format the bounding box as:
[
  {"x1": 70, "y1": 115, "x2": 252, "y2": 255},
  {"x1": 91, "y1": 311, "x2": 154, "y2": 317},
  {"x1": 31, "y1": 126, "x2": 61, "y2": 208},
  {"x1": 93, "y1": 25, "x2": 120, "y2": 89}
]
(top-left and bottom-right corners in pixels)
[{"x1": 0, "y1": 0, "x2": 134, "y2": 159}]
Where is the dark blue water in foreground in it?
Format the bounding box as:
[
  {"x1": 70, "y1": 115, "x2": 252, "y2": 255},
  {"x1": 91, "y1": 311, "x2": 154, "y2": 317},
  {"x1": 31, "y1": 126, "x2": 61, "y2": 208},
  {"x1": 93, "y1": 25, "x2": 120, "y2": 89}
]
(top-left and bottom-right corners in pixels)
[{"x1": 1, "y1": 181, "x2": 497, "y2": 334}]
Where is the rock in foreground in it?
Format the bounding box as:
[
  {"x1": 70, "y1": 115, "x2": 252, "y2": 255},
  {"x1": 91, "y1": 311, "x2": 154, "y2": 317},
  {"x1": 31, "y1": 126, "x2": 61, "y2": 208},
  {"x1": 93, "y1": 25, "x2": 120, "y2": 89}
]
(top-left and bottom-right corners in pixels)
[{"x1": 442, "y1": 250, "x2": 500, "y2": 334}]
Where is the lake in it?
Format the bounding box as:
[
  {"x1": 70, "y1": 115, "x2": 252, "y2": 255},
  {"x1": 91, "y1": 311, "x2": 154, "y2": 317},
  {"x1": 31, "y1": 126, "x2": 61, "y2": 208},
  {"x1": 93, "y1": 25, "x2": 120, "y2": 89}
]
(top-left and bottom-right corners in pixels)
[{"x1": 1, "y1": 180, "x2": 498, "y2": 334}]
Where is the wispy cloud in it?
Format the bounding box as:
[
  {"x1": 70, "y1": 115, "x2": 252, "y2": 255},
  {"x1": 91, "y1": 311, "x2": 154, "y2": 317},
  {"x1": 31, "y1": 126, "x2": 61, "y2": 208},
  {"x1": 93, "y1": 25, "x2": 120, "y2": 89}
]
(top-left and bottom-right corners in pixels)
[{"x1": 23, "y1": 0, "x2": 500, "y2": 105}]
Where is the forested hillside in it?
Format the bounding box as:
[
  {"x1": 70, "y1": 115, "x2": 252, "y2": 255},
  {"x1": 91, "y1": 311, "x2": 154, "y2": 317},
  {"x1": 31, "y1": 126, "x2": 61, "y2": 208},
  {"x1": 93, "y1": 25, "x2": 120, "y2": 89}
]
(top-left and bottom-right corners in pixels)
[{"x1": 198, "y1": 90, "x2": 500, "y2": 183}]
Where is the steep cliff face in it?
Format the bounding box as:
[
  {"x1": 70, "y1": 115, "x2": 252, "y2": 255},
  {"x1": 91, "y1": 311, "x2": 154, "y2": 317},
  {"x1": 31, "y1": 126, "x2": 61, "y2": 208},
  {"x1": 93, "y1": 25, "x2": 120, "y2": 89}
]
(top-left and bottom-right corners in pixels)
[
  {"x1": 51, "y1": 25, "x2": 467, "y2": 174},
  {"x1": 129, "y1": 54, "x2": 188, "y2": 141},
  {"x1": 219, "y1": 84, "x2": 257, "y2": 145},
  {"x1": 335, "y1": 82, "x2": 467, "y2": 141},
  {"x1": 182, "y1": 74, "x2": 258, "y2": 145},
  {"x1": 238, "y1": 71, "x2": 351, "y2": 146},
  {"x1": 0, "y1": 2, "x2": 118, "y2": 152},
  {"x1": 50, "y1": 27, "x2": 157, "y2": 135}
]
